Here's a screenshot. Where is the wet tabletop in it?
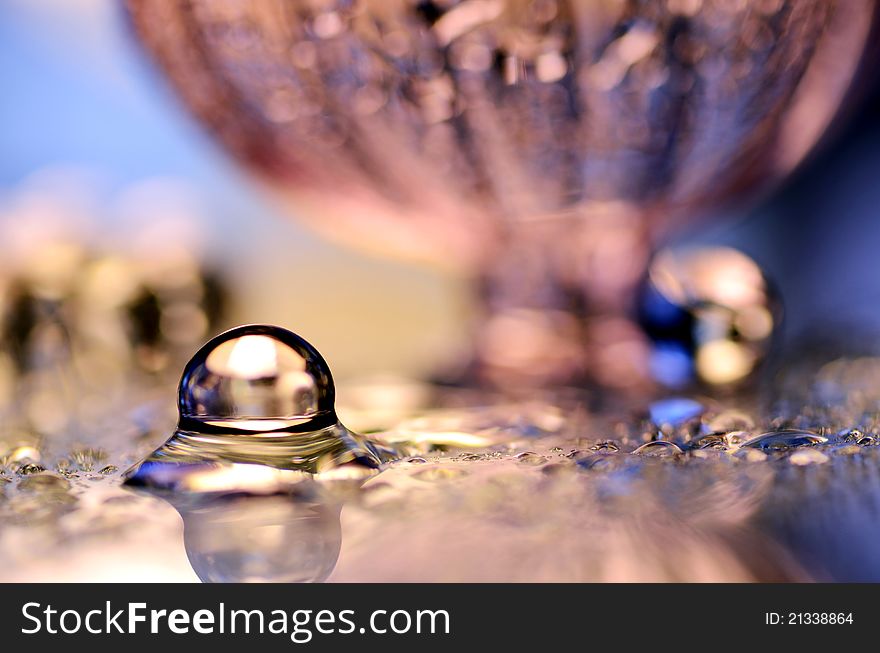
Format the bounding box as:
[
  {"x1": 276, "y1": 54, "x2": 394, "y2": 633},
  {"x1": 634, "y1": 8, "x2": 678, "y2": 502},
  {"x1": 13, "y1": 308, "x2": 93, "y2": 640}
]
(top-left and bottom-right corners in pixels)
[{"x1": 3, "y1": 353, "x2": 880, "y2": 583}]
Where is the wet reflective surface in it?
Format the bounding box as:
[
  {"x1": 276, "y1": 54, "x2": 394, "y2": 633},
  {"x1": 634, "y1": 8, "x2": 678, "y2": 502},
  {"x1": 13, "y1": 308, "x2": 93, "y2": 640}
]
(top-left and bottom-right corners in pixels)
[
  {"x1": 3, "y1": 360, "x2": 880, "y2": 581},
  {"x1": 5, "y1": 322, "x2": 880, "y2": 581}
]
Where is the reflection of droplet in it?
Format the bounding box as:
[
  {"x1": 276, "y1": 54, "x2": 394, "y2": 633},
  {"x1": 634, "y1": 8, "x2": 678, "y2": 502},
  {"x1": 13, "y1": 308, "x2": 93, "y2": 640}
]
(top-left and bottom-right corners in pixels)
[
  {"x1": 788, "y1": 449, "x2": 829, "y2": 466},
  {"x1": 124, "y1": 325, "x2": 393, "y2": 492},
  {"x1": 173, "y1": 493, "x2": 341, "y2": 583},
  {"x1": 17, "y1": 473, "x2": 70, "y2": 493},
  {"x1": 412, "y1": 466, "x2": 467, "y2": 482},
  {"x1": 691, "y1": 434, "x2": 728, "y2": 450},
  {"x1": 839, "y1": 428, "x2": 864, "y2": 442},
  {"x1": 638, "y1": 247, "x2": 779, "y2": 387},
  {"x1": 742, "y1": 430, "x2": 827, "y2": 451}
]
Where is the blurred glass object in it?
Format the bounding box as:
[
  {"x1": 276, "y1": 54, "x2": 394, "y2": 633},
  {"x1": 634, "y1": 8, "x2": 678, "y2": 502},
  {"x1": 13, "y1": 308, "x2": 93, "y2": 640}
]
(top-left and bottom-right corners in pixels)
[
  {"x1": 637, "y1": 246, "x2": 779, "y2": 388},
  {"x1": 125, "y1": 0, "x2": 875, "y2": 387}
]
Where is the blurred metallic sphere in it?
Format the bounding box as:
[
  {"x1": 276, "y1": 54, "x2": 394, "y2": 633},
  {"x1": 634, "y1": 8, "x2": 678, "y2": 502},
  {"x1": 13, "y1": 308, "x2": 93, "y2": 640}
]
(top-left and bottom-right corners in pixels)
[{"x1": 638, "y1": 246, "x2": 780, "y2": 387}]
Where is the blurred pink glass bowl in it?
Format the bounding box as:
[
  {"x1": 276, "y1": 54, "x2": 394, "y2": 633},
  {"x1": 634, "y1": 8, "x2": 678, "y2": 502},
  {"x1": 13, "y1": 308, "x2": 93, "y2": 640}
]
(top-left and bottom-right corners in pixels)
[{"x1": 125, "y1": 0, "x2": 876, "y2": 386}]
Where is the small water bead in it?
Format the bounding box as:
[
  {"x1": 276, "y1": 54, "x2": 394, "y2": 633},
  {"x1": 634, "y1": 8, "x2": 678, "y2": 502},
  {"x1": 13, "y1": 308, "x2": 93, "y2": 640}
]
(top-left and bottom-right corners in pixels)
[
  {"x1": 124, "y1": 325, "x2": 391, "y2": 492},
  {"x1": 741, "y1": 430, "x2": 827, "y2": 451},
  {"x1": 836, "y1": 428, "x2": 877, "y2": 446},
  {"x1": 691, "y1": 434, "x2": 728, "y2": 450},
  {"x1": 838, "y1": 428, "x2": 864, "y2": 443},
  {"x1": 691, "y1": 430, "x2": 749, "y2": 451},
  {"x1": 590, "y1": 441, "x2": 620, "y2": 453},
  {"x1": 516, "y1": 452, "x2": 548, "y2": 466},
  {"x1": 632, "y1": 440, "x2": 683, "y2": 457}
]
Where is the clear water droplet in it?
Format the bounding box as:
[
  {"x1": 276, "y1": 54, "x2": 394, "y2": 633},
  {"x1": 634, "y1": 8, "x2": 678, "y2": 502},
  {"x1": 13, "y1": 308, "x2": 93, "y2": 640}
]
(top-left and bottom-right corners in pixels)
[
  {"x1": 741, "y1": 430, "x2": 827, "y2": 451},
  {"x1": 590, "y1": 440, "x2": 620, "y2": 453},
  {"x1": 691, "y1": 434, "x2": 728, "y2": 450},
  {"x1": 515, "y1": 452, "x2": 548, "y2": 466},
  {"x1": 124, "y1": 325, "x2": 393, "y2": 492},
  {"x1": 838, "y1": 428, "x2": 864, "y2": 443},
  {"x1": 632, "y1": 440, "x2": 683, "y2": 457},
  {"x1": 691, "y1": 430, "x2": 749, "y2": 451}
]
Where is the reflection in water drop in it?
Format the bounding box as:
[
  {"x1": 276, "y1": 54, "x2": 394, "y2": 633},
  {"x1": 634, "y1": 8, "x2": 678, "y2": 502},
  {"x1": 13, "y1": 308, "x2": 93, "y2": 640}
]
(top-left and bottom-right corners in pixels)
[
  {"x1": 169, "y1": 492, "x2": 342, "y2": 583},
  {"x1": 632, "y1": 440, "x2": 683, "y2": 457},
  {"x1": 742, "y1": 430, "x2": 827, "y2": 451},
  {"x1": 124, "y1": 325, "x2": 396, "y2": 492}
]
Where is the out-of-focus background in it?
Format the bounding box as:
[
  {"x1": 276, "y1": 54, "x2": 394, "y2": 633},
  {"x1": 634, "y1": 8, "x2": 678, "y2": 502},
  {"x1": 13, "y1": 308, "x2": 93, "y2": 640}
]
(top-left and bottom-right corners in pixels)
[
  {"x1": 0, "y1": 0, "x2": 468, "y2": 386},
  {"x1": 2, "y1": 0, "x2": 879, "y2": 385}
]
